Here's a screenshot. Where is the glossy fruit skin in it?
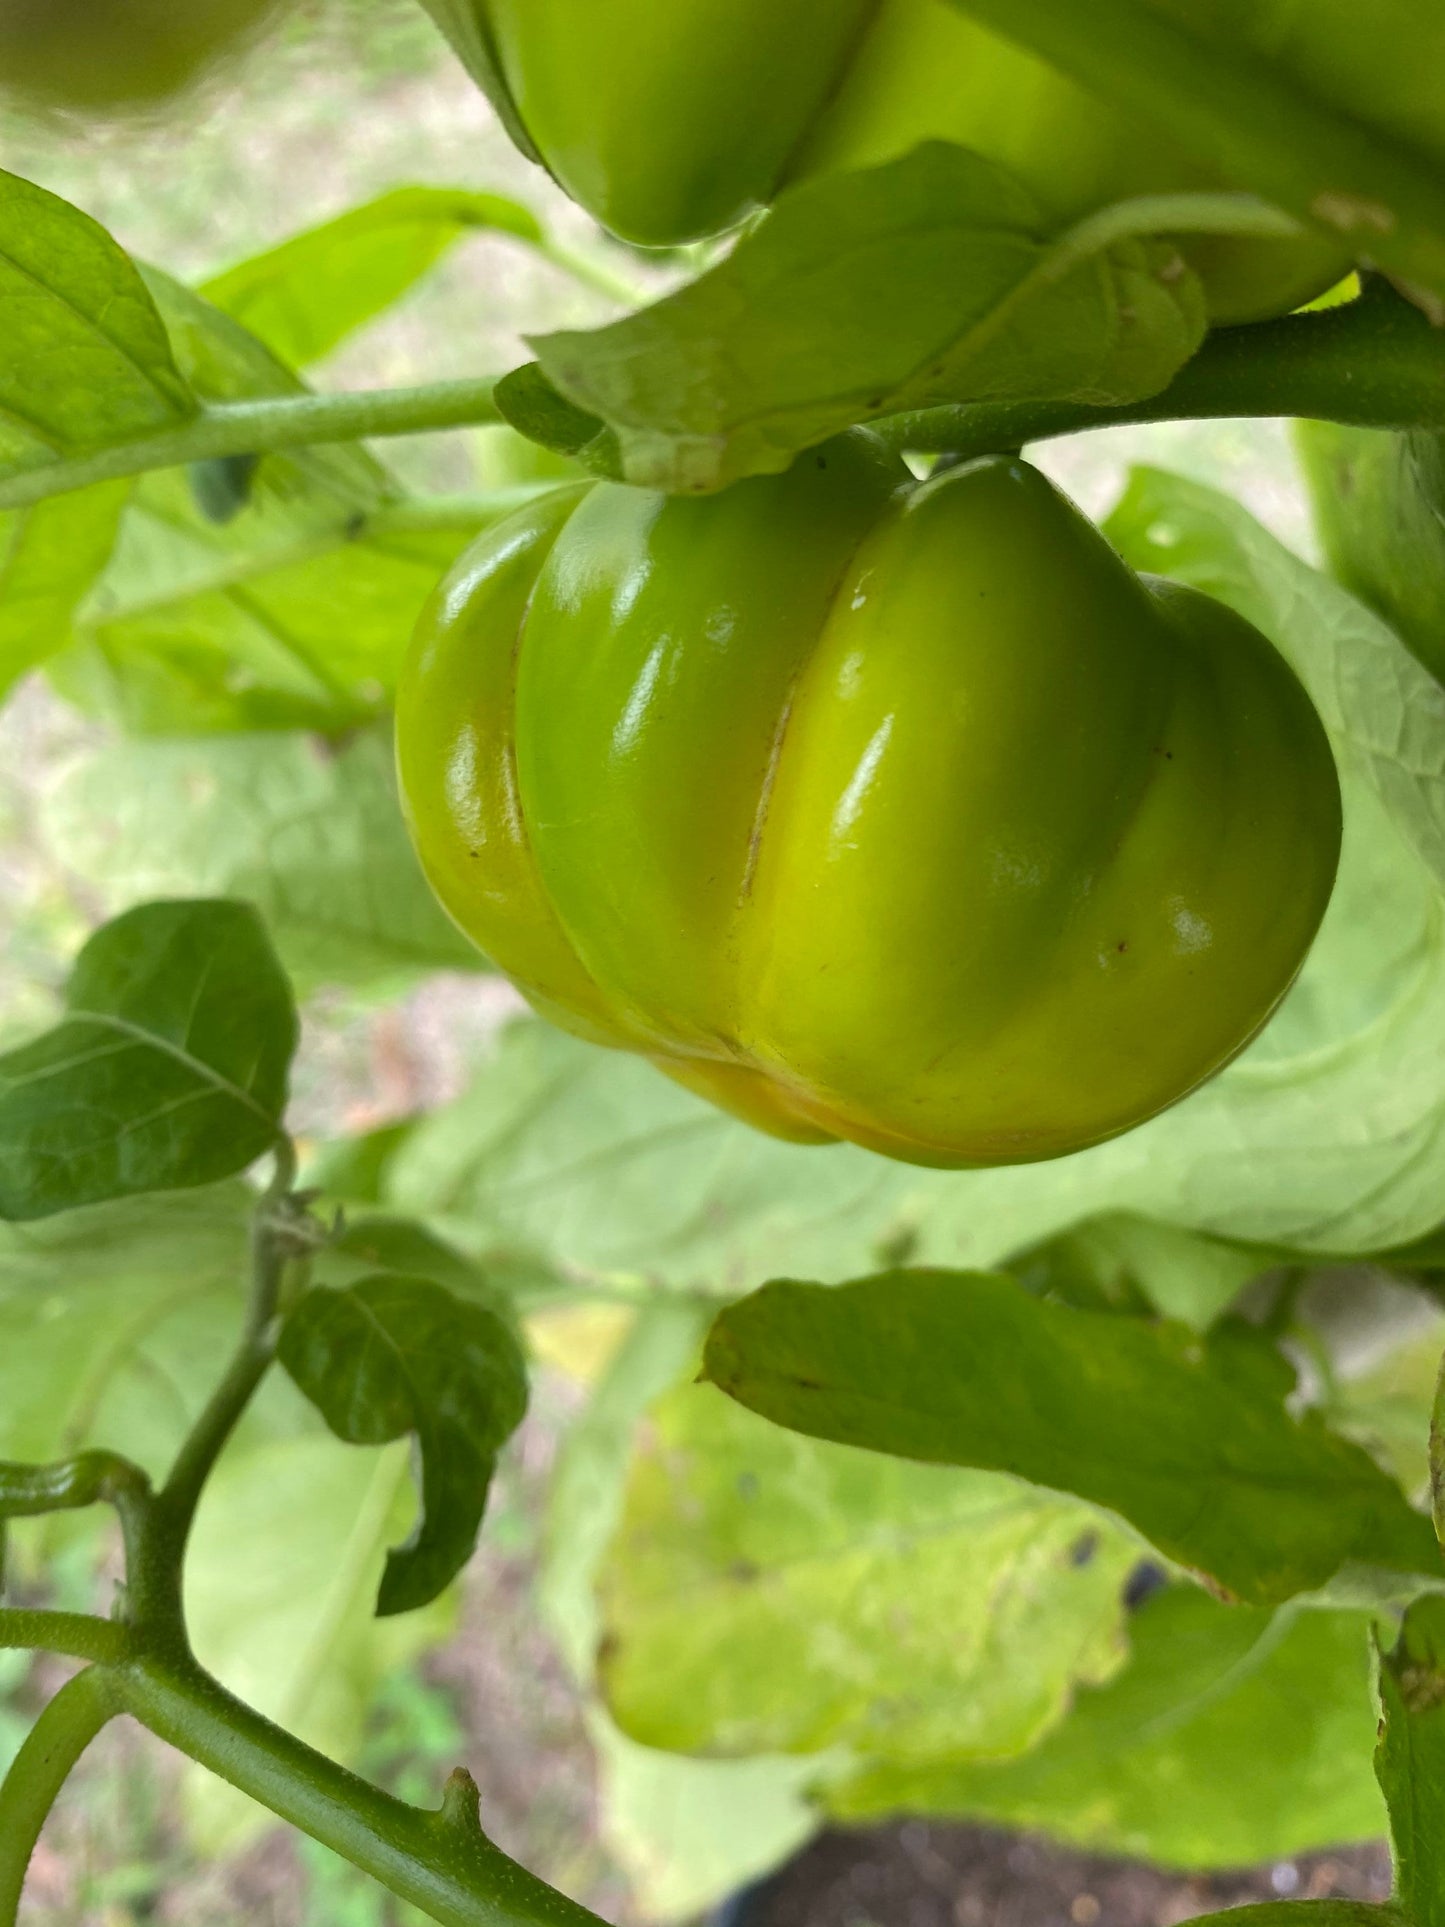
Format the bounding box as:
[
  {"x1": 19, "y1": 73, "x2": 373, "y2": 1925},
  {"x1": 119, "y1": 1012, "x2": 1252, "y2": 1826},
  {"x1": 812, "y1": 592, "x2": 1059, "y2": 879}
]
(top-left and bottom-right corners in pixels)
[
  {"x1": 0, "y1": 0, "x2": 276, "y2": 108},
  {"x1": 397, "y1": 437, "x2": 1341, "y2": 1168},
  {"x1": 1297, "y1": 422, "x2": 1445, "y2": 687},
  {"x1": 442, "y1": 0, "x2": 1344, "y2": 320}
]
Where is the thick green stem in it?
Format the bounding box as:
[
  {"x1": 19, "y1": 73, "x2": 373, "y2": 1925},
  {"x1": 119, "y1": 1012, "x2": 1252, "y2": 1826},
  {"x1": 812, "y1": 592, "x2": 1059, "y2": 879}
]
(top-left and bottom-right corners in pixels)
[
  {"x1": 115, "y1": 1656, "x2": 603, "y2": 1927},
  {"x1": 0, "y1": 1610, "x2": 130, "y2": 1666},
  {"x1": 944, "y1": 0, "x2": 1445, "y2": 303},
  {"x1": 879, "y1": 280, "x2": 1445, "y2": 459},
  {"x1": 0, "y1": 377, "x2": 504, "y2": 514},
  {"x1": 0, "y1": 1668, "x2": 120, "y2": 1927}
]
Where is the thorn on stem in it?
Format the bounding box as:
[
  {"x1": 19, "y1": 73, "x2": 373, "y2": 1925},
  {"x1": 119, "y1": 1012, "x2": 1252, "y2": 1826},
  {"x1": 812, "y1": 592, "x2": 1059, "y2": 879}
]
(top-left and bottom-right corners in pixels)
[{"x1": 440, "y1": 1766, "x2": 483, "y2": 1836}]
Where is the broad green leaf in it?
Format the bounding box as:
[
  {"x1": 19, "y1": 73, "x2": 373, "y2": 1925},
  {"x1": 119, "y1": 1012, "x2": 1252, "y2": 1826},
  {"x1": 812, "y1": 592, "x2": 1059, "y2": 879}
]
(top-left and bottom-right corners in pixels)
[
  {"x1": 38, "y1": 729, "x2": 480, "y2": 992},
  {"x1": 1108, "y1": 465, "x2": 1445, "y2": 898},
  {"x1": 525, "y1": 145, "x2": 1217, "y2": 491},
  {"x1": 826, "y1": 1586, "x2": 1384, "y2": 1870},
  {"x1": 0, "y1": 488, "x2": 129, "y2": 700},
  {"x1": 703, "y1": 1271, "x2": 1439, "y2": 1604},
  {"x1": 1377, "y1": 1595, "x2": 1445, "y2": 1925},
  {"x1": 0, "y1": 170, "x2": 193, "y2": 472},
  {"x1": 0, "y1": 1183, "x2": 252, "y2": 1473},
  {"x1": 0, "y1": 174, "x2": 195, "y2": 693},
  {"x1": 56, "y1": 490, "x2": 503, "y2": 735},
  {"x1": 278, "y1": 1274, "x2": 528, "y2": 1614},
  {"x1": 599, "y1": 1379, "x2": 1133, "y2": 1762},
  {"x1": 46, "y1": 270, "x2": 504, "y2": 735},
  {"x1": 0, "y1": 900, "x2": 296, "y2": 1221},
  {"x1": 183, "y1": 1432, "x2": 452, "y2": 1852},
  {"x1": 201, "y1": 186, "x2": 546, "y2": 369}
]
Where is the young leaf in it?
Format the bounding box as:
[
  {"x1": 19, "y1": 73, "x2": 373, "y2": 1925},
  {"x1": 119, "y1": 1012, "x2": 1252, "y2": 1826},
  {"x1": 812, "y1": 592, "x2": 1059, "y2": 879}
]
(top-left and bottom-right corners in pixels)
[
  {"x1": 703, "y1": 1271, "x2": 1441, "y2": 1605},
  {"x1": 277, "y1": 1274, "x2": 528, "y2": 1616},
  {"x1": 201, "y1": 186, "x2": 548, "y2": 370},
  {"x1": 0, "y1": 900, "x2": 295, "y2": 1222},
  {"x1": 1377, "y1": 1595, "x2": 1445, "y2": 1925},
  {"x1": 526, "y1": 144, "x2": 1214, "y2": 491},
  {"x1": 598, "y1": 1380, "x2": 1135, "y2": 1763},
  {"x1": 828, "y1": 1587, "x2": 1384, "y2": 1870}
]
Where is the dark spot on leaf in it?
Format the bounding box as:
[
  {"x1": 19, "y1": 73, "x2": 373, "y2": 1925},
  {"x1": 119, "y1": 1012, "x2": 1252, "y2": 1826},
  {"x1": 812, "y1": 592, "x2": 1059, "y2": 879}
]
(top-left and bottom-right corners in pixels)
[
  {"x1": 816, "y1": 456, "x2": 828, "y2": 469},
  {"x1": 1069, "y1": 1531, "x2": 1099, "y2": 1568},
  {"x1": 1123, "y1": 1560, "x2": 1168, "y2": 1610},
  {"x1": 736, "y1": 1471, "x2": 760, "y2": 1502},
  {"x1": 1117, "y1": 941, "x2": 1128, "y2": 953},
  {"x1": 729, "y1": 1559, "x2": 760, "y2": 1585}
]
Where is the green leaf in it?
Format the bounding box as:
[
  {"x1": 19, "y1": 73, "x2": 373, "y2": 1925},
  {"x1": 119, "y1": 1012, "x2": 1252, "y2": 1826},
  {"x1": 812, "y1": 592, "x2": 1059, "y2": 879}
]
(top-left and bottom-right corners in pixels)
[
  {"x1": 0, "y1": 900, "x2": 296, "y2": 1221},
  {"x1": 57, "y1": 491, "x2": 504, "y2": 734},
  {"x1": 201, "y1": 186, "x2": 546, "y2": 370},
  {"x1": 539, "y1": 1298, "x2": 713, "y2": 1681},
  {"x1": 38, "y1": 729, "x2": 481, "y2": 993},
  {"x1": 1107, "y1": 464, "x2": 1445, "y2": 899},
  {"x1": 44, "y1": 270, "x2": 506, "y2": 735},
  {"x1": 1377, "y1": 1595, "x2": 1445, "y2": 1926},
  {"x1": 826, "y1": 1586, "x2": 1385, "y2": 1870},
  {"x1": 599, "y1": 1379, "x2": 1133, "y2": 1762},
  {"x1": 0, "y1": 488, "x2": 130, "y2": 700},
  {"x1": 0, "y1": 171, "x2": 193, "y2": 472},
  {"x1": 527, "y1": 145, "x2": 1216, "y2": 491},
  {"x1": 0, "y1": 173, "x2": 196, "y2": 694},
  {"x1": 703, "y1": 1270, "x2": 1439, "y2": 1605},
  {"x1": 278, "y1": 1274, "x2": 528, "y2": 1615},
  {"x1": 0, "y1": 1184, "x2": 252, "y2": 1472},
  {"x1": 183, "y1": 1432, "x2": 452, "y2": 1852}
]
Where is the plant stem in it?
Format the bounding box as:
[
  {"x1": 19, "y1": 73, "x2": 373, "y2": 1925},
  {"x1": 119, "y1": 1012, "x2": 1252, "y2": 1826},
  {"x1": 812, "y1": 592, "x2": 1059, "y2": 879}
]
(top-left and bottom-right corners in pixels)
[
  {"x1": 130, "y1": 1144, "x2": 300, "y2": 1635},
  {"x1": 878, "y1": 279, "x2": 1445, "y2": 459},
  {"x1": 943, "y1": 0, "x2": 1445, "y2": 303},
  {"x1": 0, "y1": 378, "x2": 504, "y2": 514},
  {"x1": 0, "y1": 1610, "x2": 130, "y2": 1666},
  {"x1": 0, "y1": 1668, "x2": 119, "y2": 1927},
  {"x1": 115, "y1": 1655, "x2": 604, "y2": 1927}
]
